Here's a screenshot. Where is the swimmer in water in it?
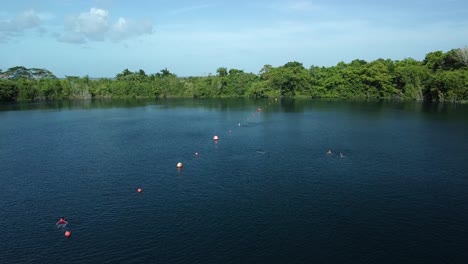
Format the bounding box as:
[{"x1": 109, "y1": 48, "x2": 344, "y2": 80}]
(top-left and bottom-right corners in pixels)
[
  {"x1": 56, "y1": 217, "x2": 68, "y2": 225},
  {"x1": 327, "y1": 150, "x2": 332, "y2": 155}
]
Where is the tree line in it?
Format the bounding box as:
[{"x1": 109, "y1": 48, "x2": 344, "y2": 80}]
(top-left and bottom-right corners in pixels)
[{"x1": 1, "y1": 48, "x2": 467, "y2": 102}]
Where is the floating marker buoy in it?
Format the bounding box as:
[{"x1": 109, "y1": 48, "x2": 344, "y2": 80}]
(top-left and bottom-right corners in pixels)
[
  {"x1": 137, "y1": 188, "x2": 142, "y2": 193},
  {"x1": 177, "y1": 162, "x2": 183, "y2": 168},
  {"x1": 257, "y1": 108, "x2": 261, "y2": 112},
  {"x1": 65, "y1": 231, "x2": 71, "y2": 237},
  {"x1": 213, "y1": 135, "x2": 219, "y2": 141},
  {"x1": 195, "y1": 152, "x2": 199, "y2": 156}
]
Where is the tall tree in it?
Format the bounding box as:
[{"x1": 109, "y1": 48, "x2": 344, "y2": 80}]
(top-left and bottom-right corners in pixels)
[
  {"x1": 423, "y1": 51, "x2": 445, "y2": 72},
  {"x1": 455, "y1": 46, "x2": 468, "y2": 67},
  {"x1": 216, "y1": 67, "x2": 228, "y2": 77}
]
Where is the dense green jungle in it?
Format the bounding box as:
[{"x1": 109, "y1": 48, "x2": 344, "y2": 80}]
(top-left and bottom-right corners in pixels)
[{"x1": 1, "y1": 48, "x2": 467, "y2": 103}]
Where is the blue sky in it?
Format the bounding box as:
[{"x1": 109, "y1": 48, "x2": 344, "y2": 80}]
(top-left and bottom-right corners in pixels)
[{"x1": 1, "y1": 0, "x2": 467, "y2": 77}]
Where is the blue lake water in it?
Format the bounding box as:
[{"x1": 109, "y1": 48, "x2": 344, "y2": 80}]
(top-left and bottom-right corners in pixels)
[{"x1": 1, "y1": 99, "x2": 468, "y2": 263}]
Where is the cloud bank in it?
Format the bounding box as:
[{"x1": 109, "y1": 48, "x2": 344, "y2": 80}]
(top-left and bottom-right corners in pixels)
[
  {"x1": 58, "y1": 7, "x2": 153, "y2": 44},
  {"x1": 0, "y1": 10, "x2": 42, "y2": 42}
]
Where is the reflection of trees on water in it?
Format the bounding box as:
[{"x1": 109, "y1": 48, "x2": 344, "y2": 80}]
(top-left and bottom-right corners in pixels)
[{"x1": 1, "y1": 99, "x2": 467, "y2": 124}]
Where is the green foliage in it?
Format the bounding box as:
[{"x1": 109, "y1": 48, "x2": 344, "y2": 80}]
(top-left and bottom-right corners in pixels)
[
  {"x1": 216, "y1": 67, "x2": 228, "y2": 77},
  {"x1": 3, "y1": 66, "x2": 56, "y2": 80},
  {"x1": 264, "y1": 62, "x2": 311, "y2": 97},
  {"x1": 0, "y1": 79, "x2": 19, "y2": 101},
  {"x1": 427, "y1": 70, "x2": 468, "y2": 102},
  {"x1": 2, "y1": 48, "x2": 467, "y2": 102},
  {"x1": 246, "y1": 81, "x2": 277, "y2": 98},
  {"x1": 393, "y1": 58, "x2": 427, "y2": 101}
]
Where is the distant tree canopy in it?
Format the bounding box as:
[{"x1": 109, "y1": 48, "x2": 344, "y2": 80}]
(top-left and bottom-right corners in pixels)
[
  {"x1": 2, "y1": 66, "x2": 57, "y2": 80},
  {"x1": 1, "y1": 48, "x2": 467, "y2": 102}
]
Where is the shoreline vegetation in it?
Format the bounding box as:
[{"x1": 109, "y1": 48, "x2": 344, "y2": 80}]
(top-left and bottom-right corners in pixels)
[{"x1": 1, "y1": 48, "x2": 467, "y2": 103}]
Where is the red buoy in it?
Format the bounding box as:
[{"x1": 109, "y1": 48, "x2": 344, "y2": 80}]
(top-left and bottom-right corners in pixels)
[
  {"x1": 257, "y1": 108, "x2": 261, "y2": 112},
  {"x1": 65, "y1": 231, "x2": 71, "y2": 237},
  {"x1": 137, "y1": 188, "x2": 142, "y2": 193}
]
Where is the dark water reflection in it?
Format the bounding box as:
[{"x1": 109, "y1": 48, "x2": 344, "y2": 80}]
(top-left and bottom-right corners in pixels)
[
  {"x1": 1, "y1": 99, "x2": 467, "y2": 264},
  {"x1": 1, "y1": 98, "x2": 467, "y2": 116}
]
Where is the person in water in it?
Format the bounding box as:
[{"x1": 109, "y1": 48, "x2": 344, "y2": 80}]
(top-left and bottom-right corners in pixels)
[
  {"x1": 57, "y1": 217, "x2": 68, "y2": 225},
  {"x1": 327, "y1": 150, "x2": 332, "y2": 155}
]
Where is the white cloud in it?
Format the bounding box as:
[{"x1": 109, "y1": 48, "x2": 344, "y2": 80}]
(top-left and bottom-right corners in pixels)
[
  {"x1": 14, "y1": 10, "x2": 41, "y2": 29},
  {"x1": 64, "y1": 8, "x2": 109, "y2": 41},
  {"x1": 111, "y1": 17, "x2": 152, "y2": 41},
  {"x1": 0, "y1": 9, "x2": 44, "y2": 42},
  {"x1": 58, "y1": 7, "x2": 153, "y2": 44}
]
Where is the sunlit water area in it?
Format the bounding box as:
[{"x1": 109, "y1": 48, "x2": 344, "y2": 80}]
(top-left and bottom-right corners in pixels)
[{"x1": 1, "y1": 98, "x2": 467, "y2": 263}]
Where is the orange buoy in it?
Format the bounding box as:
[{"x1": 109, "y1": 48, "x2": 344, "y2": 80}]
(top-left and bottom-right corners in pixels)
[
  {"x1": 213, "y1": 135, "x2": 219, "y2": 141},
  {"x1": 65, "y1": 231, "x2": 71, "y2": 237},
  {"x1": 177, "y1": 162, "x2": 183, "y2": 168}
]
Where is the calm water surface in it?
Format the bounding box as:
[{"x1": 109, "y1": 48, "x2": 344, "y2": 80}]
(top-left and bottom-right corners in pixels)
[{"x1": 1, "y1": 99, "x2": 468, "y2": 263}]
